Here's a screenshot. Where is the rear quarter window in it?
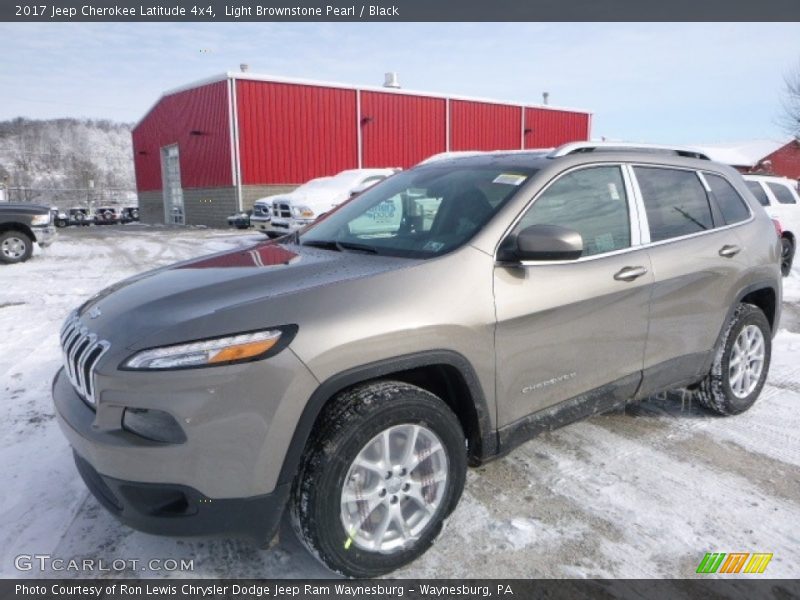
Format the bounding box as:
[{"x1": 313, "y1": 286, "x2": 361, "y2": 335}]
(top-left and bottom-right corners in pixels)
[
  {"x1": 767, "y1": 182, "x2": 798, "y2": 205},
  {"x1": 634, "y1": 167, "x2": 713, "y2": 242},
  {"x1": 704, "y1": 173, "x2": 751, "y2": 224}
]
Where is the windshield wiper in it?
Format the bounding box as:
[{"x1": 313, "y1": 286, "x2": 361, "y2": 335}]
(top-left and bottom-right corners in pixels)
[{"x1": 302, "y1": 240, "x2": 378, "y2": 254}]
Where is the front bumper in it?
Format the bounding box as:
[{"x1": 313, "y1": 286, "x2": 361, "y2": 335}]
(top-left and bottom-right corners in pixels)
[
  {"x1": 73, "y1": 451, "x2": 289, "y2": 542},
  {"x1": 52, "y1": 334, "x2": 319, "y2": 537},
  {"x1": 250, "y1": 216, "x2": 272, "y2": 233},
  {"x1": 33, "y1": 225, "x2": 56, "y2": 247}
]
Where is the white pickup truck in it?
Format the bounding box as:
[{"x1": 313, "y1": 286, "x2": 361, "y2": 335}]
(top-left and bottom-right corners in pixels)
[{"x1": 250, "y1": 168, "x2": 398, "y2": 237}]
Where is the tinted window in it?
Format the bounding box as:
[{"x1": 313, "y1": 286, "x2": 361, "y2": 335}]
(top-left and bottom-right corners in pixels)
[
  {"x1": 705, "y1": 173, "x2": 750, "y2": 224},
  {"x1": 302, "y1": 166, "x2": 536, "y2": 258},
  {"x1": 634, "y1": 167, "x2": 713, "y2": 242},
  {"x1": 745, "y1": 181, "x2": 770, "y2": 206},
  {"x1": 516, "y1": 166, "x2": 630, "y2": 257},
  {"x1": 767, "y1": 182, "x2": 797, "y2": 205}
]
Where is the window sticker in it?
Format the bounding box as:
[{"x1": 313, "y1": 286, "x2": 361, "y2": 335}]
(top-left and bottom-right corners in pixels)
[
  {"x1": 493, "y1": 173, "x2": 527, "y2": 186},
  {"x1": 423, "y1": 240, "x2": 445, "y2": 252},
  {"x1": 607, "y1": 182, "x2": 620, "y2": 200}
]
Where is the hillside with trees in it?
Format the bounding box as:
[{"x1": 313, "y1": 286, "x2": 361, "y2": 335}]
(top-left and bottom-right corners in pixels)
[{"x1": 0, "y1": 118, "x2": 135, "y2": 207}]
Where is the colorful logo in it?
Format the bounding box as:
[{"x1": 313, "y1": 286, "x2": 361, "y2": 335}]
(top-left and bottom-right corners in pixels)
[{"x1": 696, "y1": 552, "x2": 773, "y2": 574}]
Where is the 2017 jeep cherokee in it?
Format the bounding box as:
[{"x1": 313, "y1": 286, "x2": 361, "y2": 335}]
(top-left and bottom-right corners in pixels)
[{"x1": 53, "y1": 143, "x2": 782, "y2": 577}]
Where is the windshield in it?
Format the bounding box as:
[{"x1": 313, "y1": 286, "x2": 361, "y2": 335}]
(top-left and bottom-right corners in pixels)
[{"x1": 300, "y1": 165, "x2": 537, "y2": 258}]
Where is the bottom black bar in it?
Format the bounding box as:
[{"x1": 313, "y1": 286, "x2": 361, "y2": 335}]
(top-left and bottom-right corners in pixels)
[{"x1": 2, "y1": 579, "x2": 799, "y2": 600}]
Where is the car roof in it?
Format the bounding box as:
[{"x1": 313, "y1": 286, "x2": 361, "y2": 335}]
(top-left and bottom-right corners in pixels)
[{"x1": 414, "y1": 144, "x2": 720, "y2": 173}]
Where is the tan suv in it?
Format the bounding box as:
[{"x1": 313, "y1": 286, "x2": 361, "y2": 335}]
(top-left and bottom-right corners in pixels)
[{"x1": 53, "y1": 143, "x2": 782, "y2": 577}]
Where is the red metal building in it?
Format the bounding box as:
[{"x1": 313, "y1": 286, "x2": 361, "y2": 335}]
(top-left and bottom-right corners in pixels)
[{"x1": 132, "y1": 72, "x2": 592, "y2": 226}]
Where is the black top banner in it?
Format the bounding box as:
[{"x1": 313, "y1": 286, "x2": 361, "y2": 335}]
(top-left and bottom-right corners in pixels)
[{"x1": 3, "y1": 0, "x2": 800, "y2": 22}]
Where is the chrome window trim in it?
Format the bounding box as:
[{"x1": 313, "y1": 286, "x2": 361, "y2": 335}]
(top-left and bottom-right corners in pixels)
[
  {"x1": 493, "y1": 162, "x2": 638, "y2": 264},
  {"x1": 495, "y1": 162, "x2": 755, "y2": 267}
]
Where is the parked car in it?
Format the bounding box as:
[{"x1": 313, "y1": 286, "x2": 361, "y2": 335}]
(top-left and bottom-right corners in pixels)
[
  {"x1": 253, "y1": 169, "x2": 398, "y2": 238},
  {"x1": 53, "y1": 143, "x2": 781, "y2": 577},
  {"x1": 119, "y1": 206, "x2": 140, "y2": 224},
  {"x1": 68, "y1": 207, "x2": 92, "y2": 226},
  {"x1": 227, "y1": 209, "x2": 252, "y2": 230},
  {"x1": 94, "y1": 206, "x2": 119, "y2": 225},
  {"x1": 0, "y1": 203, "x2": 56, "y2": 263},
  {"x1": 742, "y1": 174, "x2": 799, "y2": 276},
  {"x1": 53, "y1": 209, "x2": 70, "y2": 228}
]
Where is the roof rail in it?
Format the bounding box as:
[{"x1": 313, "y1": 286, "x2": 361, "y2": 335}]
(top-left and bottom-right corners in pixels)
[{"x1": 550, "y1": 141, "x2": 710, "y2": 160}]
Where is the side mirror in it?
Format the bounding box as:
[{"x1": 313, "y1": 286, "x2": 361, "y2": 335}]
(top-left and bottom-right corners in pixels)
[{"x1": 498, "y1": 224, "x2": 583, "y2": 262}]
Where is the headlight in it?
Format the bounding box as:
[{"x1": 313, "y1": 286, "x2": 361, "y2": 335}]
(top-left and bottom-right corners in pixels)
[
  {"x1": 122, "y1": 329, "x2": 290, "y2": 370},
  {"x1": 291, "y1": 205, "x2": 315, "y2": 219},
  {"x1": 31, "y1": 214, "x2": 51, "y2": 226}
]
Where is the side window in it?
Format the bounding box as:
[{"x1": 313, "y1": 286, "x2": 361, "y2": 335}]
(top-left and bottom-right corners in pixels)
[
  {"x1": 515, "y1": 166, "x2": 631, "y2": 257},
  {"x1": 767, "y1": 182, "x2": 798, "y2": 205},
  {"x1": 704, "y1": 173, "x2": 750, "y2": 224},
  {"x1": 745, "y1": 181, "x2": 770, "y2": 207},
  {"x1": 634, "y1": 167, "x2": 713, "y2": 242}
]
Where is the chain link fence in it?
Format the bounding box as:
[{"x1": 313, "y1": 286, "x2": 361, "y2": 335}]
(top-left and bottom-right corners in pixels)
[{"x1": 1, "y1": 187, "x2": 137, "y2": 210}]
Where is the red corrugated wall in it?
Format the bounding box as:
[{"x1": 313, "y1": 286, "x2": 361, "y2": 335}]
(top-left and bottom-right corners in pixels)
[
  {"x1": 236, "y1": 80, "x2": 358, "y2": 184},
  {"x1": 524, "y1": 107, "x2": 591, "y2": 149},
  {"x1": 449, "y1": 100, "x2": 522, "y2": 151},
  {"x1": 132, "y1": 81, "x2": 232, "y2": 192},
  {"x1": 361, "y1": 91, "x2": 447, "y2": 168}
]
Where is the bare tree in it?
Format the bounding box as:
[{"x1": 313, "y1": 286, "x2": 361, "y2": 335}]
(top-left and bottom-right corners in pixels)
[{"x1": 782, "y1": 61, "x2": 800, "y2": 138}]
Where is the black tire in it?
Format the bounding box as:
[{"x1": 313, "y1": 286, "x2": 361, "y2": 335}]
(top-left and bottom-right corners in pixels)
[
  {"x1": 781, "y1": 236, "x2": 795, "y2": 277},
  {"x1": 0, "y1": 230, "x2": 33, "y2": 264},
  {"x1": 290, "y1": 381, "x2": 467, "y2": 578},
  {"x1": 695, "y1": 304, "x2": 771, "y2": 416},
  {"x1": 55, "y1": 219, "x2": 68, "y2": 228}
]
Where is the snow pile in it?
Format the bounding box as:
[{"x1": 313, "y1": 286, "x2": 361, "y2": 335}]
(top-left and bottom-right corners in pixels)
[{"x1": 1, "y1": 228, "x2": 799, "y2": 579}]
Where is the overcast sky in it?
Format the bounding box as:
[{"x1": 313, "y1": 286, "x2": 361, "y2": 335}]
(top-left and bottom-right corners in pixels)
[{"x1": 1, "y1": 22, "x2": 798, "y2": 144}]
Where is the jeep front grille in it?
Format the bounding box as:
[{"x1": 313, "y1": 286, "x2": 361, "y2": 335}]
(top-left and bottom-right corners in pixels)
[{"x1": 60, "y1": 314, "x2": 110, "y2": 407}]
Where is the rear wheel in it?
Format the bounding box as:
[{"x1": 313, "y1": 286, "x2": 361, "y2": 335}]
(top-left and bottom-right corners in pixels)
[
  {"x1": 0, "y1": 231, "x2": 33, "y2": 264},
  {"x1": 695, "y1": 304, "x2": 771, "y2": 415},
  {"x1": 290, "y1": 381, "x2": 466, "y2": 577},
  {"x1": 781, "y1": 236, "x2": 795, "y2": 277}
]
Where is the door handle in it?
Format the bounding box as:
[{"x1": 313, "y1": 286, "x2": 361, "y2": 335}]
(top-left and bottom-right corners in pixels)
[
  {"x1": 719, "y1": 244, "x2": 741, "y2": 258},
  {"x1": 613, "y1": 266, "x2": 648, "y2": 282}
]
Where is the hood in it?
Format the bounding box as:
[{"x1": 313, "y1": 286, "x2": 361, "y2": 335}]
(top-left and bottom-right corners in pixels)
[
  {"x1": 75, "y1": 239, "x2": 416, "y2": 351},
  {"x1": 272, "y1": 183, "x2": 352, "y2": 208},
  {"x1": 1, "y1": 203, "x2": 50, "y2": 215}
]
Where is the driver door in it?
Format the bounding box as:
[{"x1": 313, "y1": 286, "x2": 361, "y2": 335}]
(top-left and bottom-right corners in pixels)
[{"x1": 493, "y1": 165, "x2": 652, "y2": 427}]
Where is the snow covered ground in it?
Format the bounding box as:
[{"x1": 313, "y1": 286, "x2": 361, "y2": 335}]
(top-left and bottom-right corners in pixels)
[{"x1": 1, "y1": 226, "x2": 799, "y2": 579}]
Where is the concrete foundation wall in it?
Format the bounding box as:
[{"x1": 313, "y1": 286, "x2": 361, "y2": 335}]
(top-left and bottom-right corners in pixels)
[
  {"x1": 241, "y1": 184, "x2": 299, "y2": 210},
  {"x1": 183, "y1": 187, "x2": 238, "y2": 227},
  {"x1": 138, "y1": 185, "x2": 301, "y2": 227},
  {"x1": 137, "y1": 191, "x2": 164, "y2": 225}
]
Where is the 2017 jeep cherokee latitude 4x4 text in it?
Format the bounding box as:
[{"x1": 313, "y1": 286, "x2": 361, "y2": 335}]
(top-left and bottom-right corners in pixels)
[{"x1": 53, "y1": 143, "x2": 781, "y2": 577}]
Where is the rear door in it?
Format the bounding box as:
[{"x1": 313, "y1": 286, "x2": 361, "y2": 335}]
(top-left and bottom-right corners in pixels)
[
  {"x1": 632, "y1": 166, "x2": 752, "y2": 395},
  {"x1": 494, "y1": 164, "x2": 653, "y2": 426}
]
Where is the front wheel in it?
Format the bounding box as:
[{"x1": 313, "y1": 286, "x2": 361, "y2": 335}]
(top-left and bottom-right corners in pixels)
[
  {"x1": 290, "y1": 381, "x2": 466, "y2": 577},
  {"x1": 0, "y1": 231, "x2": 33, "y2": 264},
  {"x1": 781, "y1": 236, "x2": 795, "y2": 277},
  {"x1": 695, "y1": 303, "x2": 771, "y2": 415}
]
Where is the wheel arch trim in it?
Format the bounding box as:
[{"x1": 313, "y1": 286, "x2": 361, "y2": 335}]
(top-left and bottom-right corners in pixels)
[{"x1": 277, "y1": 350, "x2": 496, "y2": 486}]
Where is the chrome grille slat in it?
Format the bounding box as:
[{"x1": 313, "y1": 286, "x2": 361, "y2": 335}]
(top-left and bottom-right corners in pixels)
[{"x1": 59, "y1": 313, "x2": 110, "y2": 406}]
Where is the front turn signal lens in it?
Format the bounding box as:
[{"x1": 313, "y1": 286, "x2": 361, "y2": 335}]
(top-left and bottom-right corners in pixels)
[
  {"x1": 123, "y1": 329, "x2": 286, "y2": 370},
  {"x1": 208, "y1": 337, "x2": 279, "y2": 364}
]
